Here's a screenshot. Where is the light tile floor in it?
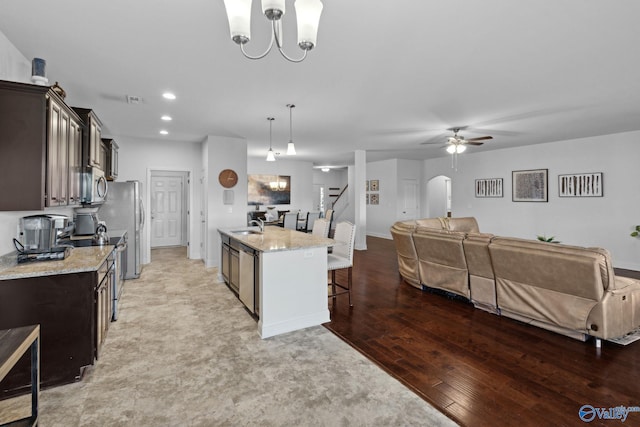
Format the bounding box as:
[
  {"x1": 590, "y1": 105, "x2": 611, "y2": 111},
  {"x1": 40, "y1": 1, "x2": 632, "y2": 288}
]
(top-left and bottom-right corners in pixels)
[{"x1": 0, "y1": 247, "x2": 457, "y2": 426}]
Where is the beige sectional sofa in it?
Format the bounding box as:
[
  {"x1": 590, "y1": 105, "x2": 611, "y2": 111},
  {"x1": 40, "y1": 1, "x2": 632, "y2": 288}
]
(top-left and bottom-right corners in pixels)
[{"x1": 390, "y1": 217, "x2": 640, "y2": 343}]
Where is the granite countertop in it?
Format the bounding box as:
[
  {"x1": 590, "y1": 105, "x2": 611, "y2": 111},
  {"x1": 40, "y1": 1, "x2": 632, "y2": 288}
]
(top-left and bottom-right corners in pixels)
[
  {"x1": 218, "y1": 226, "x2": 334, "y2": 253},
  {"x1": 0, "y1": 245, "x2": 114, "y2": 281}
]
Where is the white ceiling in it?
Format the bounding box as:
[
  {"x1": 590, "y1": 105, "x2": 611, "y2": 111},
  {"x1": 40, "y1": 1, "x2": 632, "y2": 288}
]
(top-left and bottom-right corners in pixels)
[{"x1": 2, "y1": 0, "x2": 640, "y2": 167}]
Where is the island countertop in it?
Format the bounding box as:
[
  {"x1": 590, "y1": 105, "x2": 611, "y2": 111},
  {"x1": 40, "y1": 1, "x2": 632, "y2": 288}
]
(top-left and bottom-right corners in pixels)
[
  {"x1": 0, "y1": 245, "x2": 114, "y2": 281},
  {"x1": 218, "y1": 226, "x2": 334, "y2": 253}
]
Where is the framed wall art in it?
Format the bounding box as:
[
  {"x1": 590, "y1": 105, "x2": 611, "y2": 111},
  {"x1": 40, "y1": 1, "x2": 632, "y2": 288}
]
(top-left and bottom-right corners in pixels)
[
  {"x1": 512, "y1": 169, "x2": 548, "y2": 202},
  {"x1": 558, "y1": 173, "x2": 603, "y2": 197},
  {"x1": 370, "y1": 179, "x2": 379, "y2": 191},
  {"x1": 248, "y1": 174, "x2": 291, "y2": 206},
  {"x1": 366, "y1": 180, "x2": 369, "y2": 191},
  {"x1": 370, "y1": 193, "x2": 379, "y2": 205},
  {"x1": 475, "y1": 178, "x2": 503, "y2": 198}
]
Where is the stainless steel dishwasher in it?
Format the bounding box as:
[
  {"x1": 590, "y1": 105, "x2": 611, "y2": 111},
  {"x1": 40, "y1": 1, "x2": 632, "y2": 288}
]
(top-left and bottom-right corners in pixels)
[
  {"x1": 229, "y1": 239, "x2": 240, "y2": 293},
  {"x1": 238, "y1": 243, "x2": 257, "y2": 314}
]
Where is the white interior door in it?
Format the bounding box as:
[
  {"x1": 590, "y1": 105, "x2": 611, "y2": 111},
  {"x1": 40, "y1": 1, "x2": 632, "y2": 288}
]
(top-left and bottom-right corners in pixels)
[
  {"x1": 151, "y1": 173, "x2": 184, "y2": 247},
  {"x1": 200, "y1": 171, "x2": 207, "y2": 261},
  {"x1": 400, "y1": 179, "x2": 418, "y2": 220}
]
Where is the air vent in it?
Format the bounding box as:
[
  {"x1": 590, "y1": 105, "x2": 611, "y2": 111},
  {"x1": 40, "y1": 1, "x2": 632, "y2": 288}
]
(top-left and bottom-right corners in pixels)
[{"x1": 126, "y1": 95, "x2": 143, "y2": 104}]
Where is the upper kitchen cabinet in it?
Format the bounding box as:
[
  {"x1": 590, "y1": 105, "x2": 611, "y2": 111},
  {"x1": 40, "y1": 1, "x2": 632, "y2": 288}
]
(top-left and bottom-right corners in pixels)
[
  {"x1": 0, "y1": 80, "x2": 83, "y2": 210},
  {"x1": 102, "y1": 138, "x2": 119, "y2": 181},
  {"x1": 72, "y1": 107, "x2": 104, "y2": 171}
]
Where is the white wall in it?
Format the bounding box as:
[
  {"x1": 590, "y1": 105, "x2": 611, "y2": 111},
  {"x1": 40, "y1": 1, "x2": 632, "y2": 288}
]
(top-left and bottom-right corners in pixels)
[
  {"x1": 204, "y1": 135, "x2": 248, "y2": 269},
  {"x1": 116, "y1": 136, "x2": 203, "y2": 264},
  {"x1": 312, "y1": 168, "x2": 347, "y2": 192},
  {"x1": 0, "y1": 29, "x2": 30, "y2": 83},
  {"x1": 422, "y1": 131, "x2": 640, "y2": 270},
  {"x1": 365, "y1": 158, "x2": 422, "y2": 239},
  {"x1": 426, "y1": 175, "x2": 449, "y2": 218},
  {"x1": 366, "y1": 159, "x2": 397, "y2": 239},
  {"x1": 247, "y1": 157, "x2": 314, "y2": 213}
]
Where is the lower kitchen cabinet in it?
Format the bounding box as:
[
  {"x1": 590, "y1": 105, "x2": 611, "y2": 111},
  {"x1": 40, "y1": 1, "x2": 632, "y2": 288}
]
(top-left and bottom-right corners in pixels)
[
  {"x1": 0, "y1": 254, "x2": 114, "y2": 398},
  {"x1": 220, "y1": 236, "x2": 260, "y2": 316}
]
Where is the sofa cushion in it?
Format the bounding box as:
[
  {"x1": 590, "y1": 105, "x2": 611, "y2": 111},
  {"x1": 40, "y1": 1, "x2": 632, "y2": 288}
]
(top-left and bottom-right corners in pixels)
[
  {"x1": 463, "y1": 232, "x2": 495, "y2": 280},
  {"x1": 445, "y1": 217, "x2": 480, "y2": 233},
  {"x1": 415, "y1": 217, "x2": 447, "y2": 229},
  {"x1": 413, "y1": 228, "x2": 469, "y2": 298},
  {"x1": 489, "y1": 237, "x2": 609, "y2": 300},
  {"x1": 489, "y1": 237, "x2": 612, "y2": 332},
  {"x1": 390, "y1": 222, "x2": 420, "y2": 288}
]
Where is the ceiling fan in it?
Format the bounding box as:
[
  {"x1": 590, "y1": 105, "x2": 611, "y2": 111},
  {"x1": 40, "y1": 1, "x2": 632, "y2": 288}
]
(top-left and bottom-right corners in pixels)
[{"x1": 422, "y1": 127, "x2": 493, "y2": 153}]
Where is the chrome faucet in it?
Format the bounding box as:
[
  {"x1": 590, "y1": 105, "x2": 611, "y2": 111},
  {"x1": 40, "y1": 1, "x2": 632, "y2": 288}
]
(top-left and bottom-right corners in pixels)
[{"x1": 249, "y1": 219, "x2": 264, "y2": 233}]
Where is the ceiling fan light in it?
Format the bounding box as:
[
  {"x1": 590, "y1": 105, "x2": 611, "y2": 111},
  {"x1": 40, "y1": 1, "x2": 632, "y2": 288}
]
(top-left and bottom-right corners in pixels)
[
  {"x1": 223, "y1": 0, "x2": 252, "y2": 44},
  {"x1": 457, "y1": 145, "x2": 467, "y2": 153},
  {"x1": 446, "y1": 145, "x2": 457, "y2": 154},
  {"x1": 286, "y1": 141, "x2": 296, "y2": 155},
  {"x1": 295, "y1": 0, "x2": 323, "y2": 50}
]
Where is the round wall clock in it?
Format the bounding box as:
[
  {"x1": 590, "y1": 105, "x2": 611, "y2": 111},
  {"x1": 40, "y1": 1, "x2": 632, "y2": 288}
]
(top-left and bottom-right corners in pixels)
[{"x1": 218, "y1": 169, "x2": 239, "y2": 188}]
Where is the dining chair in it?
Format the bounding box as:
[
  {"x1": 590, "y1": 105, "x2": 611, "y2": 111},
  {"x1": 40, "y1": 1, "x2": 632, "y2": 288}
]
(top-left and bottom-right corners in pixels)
[
  {"x1": 324, "y1": 209, "x2": 333, "y2": 223},
  {"x1": 327, "y1": 221, "x2": 356, "y2": 306},
  {"x1": 324, "y1": 209, "x2": 334, "y2": 236},
  {"x1": 311, "y1": 218, "x2": 330, "y2": 238},
  {"x1": 283, "y1": 212, "x2": 298, "y2": 229},
  {"x1": 299, "y1": 211, "x2": 321, "y2": 233}
]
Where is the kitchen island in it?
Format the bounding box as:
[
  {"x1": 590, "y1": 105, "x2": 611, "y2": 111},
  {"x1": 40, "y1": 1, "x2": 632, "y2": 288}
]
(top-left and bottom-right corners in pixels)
[{"x1": 218, "y1": 226, "x2": 334, "y2": 339}]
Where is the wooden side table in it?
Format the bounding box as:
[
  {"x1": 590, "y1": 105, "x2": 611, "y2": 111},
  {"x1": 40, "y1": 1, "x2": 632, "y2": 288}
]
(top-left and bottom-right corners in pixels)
[{"x1": 0, "y1": 325, "x2": 40, "y2": 427}]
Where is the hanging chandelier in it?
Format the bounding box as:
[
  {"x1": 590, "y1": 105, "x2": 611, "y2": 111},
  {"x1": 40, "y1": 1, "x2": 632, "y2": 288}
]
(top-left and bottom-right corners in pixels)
[
  {"x1": 269, "y1": 175, "x2": 287, "y2": 191},
  {"x1": 223, "y1": 0, "x2": 324, "y2": 63},
  {"x1": 286, "y1": 104, "x2": 296, "y2": 155},
  {"x1": 266, "y1": 117, "x2": 276, "y2": 161}
]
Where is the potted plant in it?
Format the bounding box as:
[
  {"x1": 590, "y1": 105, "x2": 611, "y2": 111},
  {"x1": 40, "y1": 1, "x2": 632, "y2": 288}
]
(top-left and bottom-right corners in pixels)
[
  {"x1": 631, "y1": 226, "x2": 640, "y2": 237},
  {"x1": 537, "y1": 235, "x2": 560, "y2": 243}
]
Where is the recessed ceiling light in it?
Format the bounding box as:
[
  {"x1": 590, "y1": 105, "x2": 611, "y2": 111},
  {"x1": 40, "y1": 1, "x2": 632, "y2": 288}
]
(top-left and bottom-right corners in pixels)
[
  {"x1": 160, "y1": 130, "x2": 169, "y2": 135},
  {"x1": 161, "y1": 115, "x2": 172, "y2": 121},
  {"x1": 162, "y1": 92, "x2": 176, "y2": 100}
]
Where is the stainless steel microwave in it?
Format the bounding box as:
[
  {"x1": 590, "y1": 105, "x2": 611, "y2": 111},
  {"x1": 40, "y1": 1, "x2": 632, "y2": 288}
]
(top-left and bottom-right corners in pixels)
[{"x1": 82, "y1": 166, "x2": 108, "y2": 205}]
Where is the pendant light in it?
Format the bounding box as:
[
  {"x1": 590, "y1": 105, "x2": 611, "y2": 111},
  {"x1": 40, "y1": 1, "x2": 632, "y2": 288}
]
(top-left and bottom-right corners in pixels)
[
  {"x1": 286, "y1": 104, "x2": 297, "y2": 155},
  {"x1": 266, "y1": 117, "x2": 276, "y2": 161}
]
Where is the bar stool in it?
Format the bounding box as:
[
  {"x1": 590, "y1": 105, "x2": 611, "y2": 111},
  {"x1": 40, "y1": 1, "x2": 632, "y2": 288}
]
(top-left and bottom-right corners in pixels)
[{"x1": 327, "y1": 221, "x2": 356, "y2": 306}]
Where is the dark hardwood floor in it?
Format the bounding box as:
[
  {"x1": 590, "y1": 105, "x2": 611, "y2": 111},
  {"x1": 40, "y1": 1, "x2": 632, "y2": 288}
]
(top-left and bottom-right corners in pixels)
[{"x1": 324, "y1": 236, "x2": 640, "y2": 427}]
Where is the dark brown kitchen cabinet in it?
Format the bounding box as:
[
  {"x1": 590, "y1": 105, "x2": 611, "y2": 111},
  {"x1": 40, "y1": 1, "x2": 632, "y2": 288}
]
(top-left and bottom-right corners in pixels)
[
  {"x1": 0, "y1": 79, "x2": 83, "y2": 210},
  {"x1": 0, "y1": 253, "x2": 114, "y2": 398},
  {"x1": 95, "y1": 254, "x2": 114, "y2": 357},
  {"x1": 102, "y1": 138, "x2": 119, "y2": 181},
  {"x1": 68, "y1": 118, "x2": 83, "y2": 204},
  {"x1": 72, "y1": 107, "x2": 104, "y2": 170}
]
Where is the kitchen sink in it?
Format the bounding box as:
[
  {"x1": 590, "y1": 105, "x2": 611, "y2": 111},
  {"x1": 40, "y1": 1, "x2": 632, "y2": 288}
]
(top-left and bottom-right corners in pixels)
[{"x1": 230, "y1": 229, "x2": 262, "y2": 235}]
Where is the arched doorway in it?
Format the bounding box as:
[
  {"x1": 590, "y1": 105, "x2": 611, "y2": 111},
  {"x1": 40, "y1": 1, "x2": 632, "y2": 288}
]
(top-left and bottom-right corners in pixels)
[{"x1": 426, "y1": 175, "x2": 451, "y2": 218}]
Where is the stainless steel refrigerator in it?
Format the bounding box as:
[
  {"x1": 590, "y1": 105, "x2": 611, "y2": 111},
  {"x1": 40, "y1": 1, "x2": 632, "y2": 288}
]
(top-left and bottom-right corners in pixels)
[{"x1": 98, "y1": 181, "x2": 144, "y2": 279}]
